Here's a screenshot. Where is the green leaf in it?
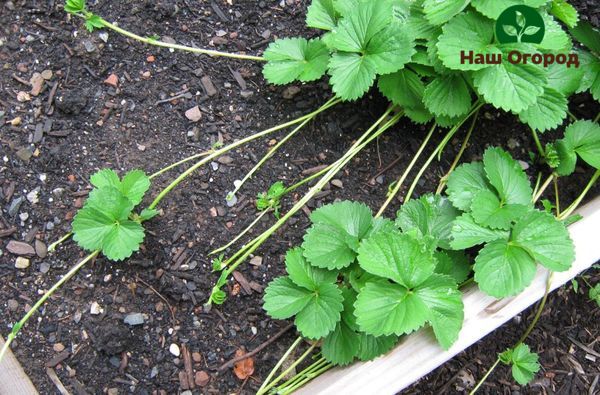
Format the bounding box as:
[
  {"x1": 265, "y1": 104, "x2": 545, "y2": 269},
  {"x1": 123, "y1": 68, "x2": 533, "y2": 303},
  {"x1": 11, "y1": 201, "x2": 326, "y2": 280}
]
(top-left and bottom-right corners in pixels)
[
  {"x1": 90, "y1": 169, "x2": 121, "y2": 190},
  {"x1": 328, "y1": 52, "x2": 378, "y2": 100},
  {"x1": 303, "y1": 201, "x2": 373, "y2": 269},
  {"x1": 64, "y1": 0, "x2": 85, "y2": 13},
  {"x1": 555, "y1": 139, "x2": 577, "y2": 176},
  {"x1": 364, "y1": 25, "x2": 416, "y2": 75},
  {"x1": 356, "y1": 333, "x2": 398, "y2": 361},
  {"x1": 500, "y1": 344, "x2": 541, "y2": 385},
  {"x1": 422, "y1": 0, "x2": 469, "y2": 25},
  {"x1": 470, "y1": 189, "x2": 530, "y2": 230},
  {"x1": 570, "y1": 21, "x2": 600, "y2": 54},
  {"x1": 263, "y1": 277, "x2": 313, "y2": 319},
  {"x1": 545, "y1": 60, "x2": 584, "y2": 97},
  {"x1": 537, "y1": 13, "x2": 572, "y2": 52},
  {"x1": 396, "y1": 194, "x2": 460, "y2": 250},
  {"x1": 512, "y1": 210, "x2": 575, "y2": 271},
  {"x1": 366, "y1": 217, "x2": 398, "y2": 238},
  {"x1": 577, "y1": 51, "x2": 600, "y2": 101},
  {"x1": 357, "y1": 232, "x2": 436, "y2": 288},
  {"x1": 414, "y1": 274, "x2": 464, "y2": 349},
  {"x1": 518, "y1": 87, "x2": 568, "y2": 132},
  {"x1": 89, "y1": 169, "x2": 150, "y2": 206},
  {"x1": 84, "y1": 14, "x2": 104, "y2": 33},
  {"x1": 450, "y1": 213, "x2": 509, "y2": 250},
  {"x1": 437, "y1": 11, "x2": 496, "y2": 71},
  {"x1": 483, "y1": 147, "x2": 533, "y2": 206},
  {"x1": 471, "y1": 0, "x2": 548, "y2": 20},
  {"x1": 101, "y1": 220, "x2": 145, "y2": 261},
  {"x1": 474, "y1": 239, "x2": 537, "y2": 297},
  {"x1": 303, "y1": 224, "x2": 358, "y2": 269},
  {"x1": 306, "y1": 0, "x2": 339, "y2": 30},
  {"x1": 139, "y1": 208, "x2": 158, "y2": 222},
  {"x1": 377, "y1": 68, "x2": 425, "y2": 107},
  {"x1": 286, "y1": 247, "x2": 337, "y2": 289},
  {"x1": 72, "y1": 187, "x2": 143, "y2": 261},
  {"x1": 354, "y1": 281, "x2": 430, "y2": 336},
  {"x1": 589, "y1": 284, "x2": 600, "y2": 307},
  {"x1": 405, "y1": 1, "x2": 441, "y2": 41},
  {"x1": 446, "y1": 162, "x2": 493, "y2": 211},
  {"x1": 550, "y1": 0, "x2": 579, "y2": 29},
  {"x1": 322, "y1": 320, "x2": 359, "y2": 365},
  {"x1": 329, "y1": 1, "x2": 391, "y2": 52},
  {"x1": 434, "y1": 250, "x2": 471, "y2": 284},
  {"x1": 310, "y1": 201, "x2": 374, "y2": 240},
  {"x1": 473, "y1": 46, "x2": 547, "y2": 113},
  {"x1": 563, "y1": 120, "x2": 600, "y2": 169},
  {"x1": 295, "y1": 282, "x2": 344, "y2": 339},
  {"x1": 263, "y1": 38, "x2": 330, "y2": 85},
  {"x1": 120, "y1": 170, "x2": 151, "y2": 206},
  {"x1": 423, "y1": 74, "x2": 472, "y2": 118}
]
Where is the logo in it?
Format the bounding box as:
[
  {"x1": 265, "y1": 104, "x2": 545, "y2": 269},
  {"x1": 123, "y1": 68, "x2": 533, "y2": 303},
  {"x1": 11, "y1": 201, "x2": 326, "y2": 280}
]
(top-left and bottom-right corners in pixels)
[{"x1": 496, "y1": 5, "x2": 545, "y2": 44}]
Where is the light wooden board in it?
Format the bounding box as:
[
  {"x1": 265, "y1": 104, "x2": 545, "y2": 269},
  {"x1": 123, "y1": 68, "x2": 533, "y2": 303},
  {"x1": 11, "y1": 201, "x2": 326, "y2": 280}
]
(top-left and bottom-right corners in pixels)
[
  {"x1": 0, "y1": 337, "x2": 38, "y2": 395},
  {"x1": 297, "y1": 196, "x2": 600, "y2": 395}
]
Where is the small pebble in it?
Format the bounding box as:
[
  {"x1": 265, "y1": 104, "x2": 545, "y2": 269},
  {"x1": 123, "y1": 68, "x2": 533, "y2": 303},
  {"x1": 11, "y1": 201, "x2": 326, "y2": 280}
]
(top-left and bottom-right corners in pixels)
[
  {"x1": 7, "y1": 299, "x2": 18, "y2": 311},
  {"x1": 53, "y1": 343, "x2": 65, "y2": 352},
  {"x1": 104, "y1": 74, "x2": 119, "y2": 88},
  {"x1": 195, "y1": 371, "x2": 210, "y2": 386},
  {"x1": 39, "y1": 262, "x2": 50, "y2": 274},
  {"x1": 169, "y1": 343, "x2": 181, "y2": 357},
  {"x1": 90, "y1": 301, "x2": 102, "y2": 315},
  {"x1": 124, "y1": 313, "x2": 145, "y2": 326},
  {"x1": 185, "y1": 106, "x2": 202, "y2": 122},
  {"x1": 15, "y1": 257, "x2": 30, "y2": 269}
]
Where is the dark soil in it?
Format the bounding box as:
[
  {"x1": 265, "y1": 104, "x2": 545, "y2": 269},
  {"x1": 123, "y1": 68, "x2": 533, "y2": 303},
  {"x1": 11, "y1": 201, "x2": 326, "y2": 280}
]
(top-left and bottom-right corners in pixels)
[{"x1": 0, "y1": 1, "x2": 598, "y2": 394}]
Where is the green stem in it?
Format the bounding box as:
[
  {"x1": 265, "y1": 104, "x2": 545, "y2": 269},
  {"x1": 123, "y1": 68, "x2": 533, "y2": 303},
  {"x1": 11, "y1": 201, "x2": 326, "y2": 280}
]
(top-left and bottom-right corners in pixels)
[
  {"x1": 436, "y1": 101, "x2": 484, "y2": 161},
  {"x1": 517, "y1": 272, "x2": 553, "y2": 345},
  {"x1": 257, "y1": 336, "x2": 304, "y2": 395},
  {"x1": 95, "y1": 16, "x2": 264, "y2": 62},
  {"x1": 469, "y1": 358, "x2": 500, "y2": 395},
  {"x1": 532, "y1": 173, "x2": 554, "y2": 203},
  {"x1": 47, "y1": 232, "x2": 73, "y2": 252},
  {"x1": 228, "y1": 98, "x2": 341, "y2": 198},
  {"x1": 257, "y1": 342, "x2": 318, "y2": 395},
  {"x1": 531, "y1": 172, "x2": 543, "y2": 200},
  {"x1": 148, "y1": 98, "x2": 338, "y2": 210},
  {"x1": 0, "y1": 250, "x2": 100, "y2": 363},
  {"x1": 554, "y1": 176, "x2": 560, "y2": 217},
  {"x1": 279, "y1": 361, "x2": 334, "y2": 394},
  {"x1": 436, "y1": 108, "x2": 480, "y2": 194},
  {"x1": 559, "y1": 169, "x2": 600, "y2": 220},
  {"x1": 284, "y1": 164, "x2": 335, "y2": 195},
  {"x1": 149, "y1": 152, "x2": 211, "y2": 180},
  {"x1": 470, "y1": 271, "x2": 554, "y2": 394},
  {"x1": 530, "y1": 127, "x2": 545, "y2": 160},
  {"x1": 567, "y1": 111, "x2": 578, "y2": 122},
  {"x1": 376, "y1": 123, "x2": 436, "y2": 217},
  {"x1": 209, "y1": 209, "x2": 270, "y2": 255},
  {"x1": 211, "y1": 110, "x2": 402, "y2": 300},
  {"x1": 277, "y1": 357, "x2": 327, "y2": 391},
  {"x1": 594, "y1": 112, "x2": 600, "y2": 124}
]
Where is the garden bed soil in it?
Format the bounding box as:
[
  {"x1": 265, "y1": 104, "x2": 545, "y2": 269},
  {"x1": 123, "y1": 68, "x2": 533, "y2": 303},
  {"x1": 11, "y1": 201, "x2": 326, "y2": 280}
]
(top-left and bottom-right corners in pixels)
[{"x1": 0, "y1": 1, "x2": 598, "y2": 394}]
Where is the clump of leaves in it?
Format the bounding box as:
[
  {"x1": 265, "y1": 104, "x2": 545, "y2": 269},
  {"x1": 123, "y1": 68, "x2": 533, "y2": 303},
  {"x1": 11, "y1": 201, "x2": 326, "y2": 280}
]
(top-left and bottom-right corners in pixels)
[
  {"x1": 549, "y1": 120, "x2": 600, "y2": 176},
  {"x1": 262, "y1": 0, "x2": 590, "y2": 133},
  {"x1": 570, "y1": 20, "x2": 600, "y2": 102},
  {"x1": 499, "y1": 343, "x2": 541, "y2": 385},
  {"x1": 72, "y1": 169, "x2": 156, "y2": 261},
  {"x1": 64, "y1": 0, "x2": 104, "y2": 32},
  {"x1": 589, "y1": 283, "x2": 600, "y2": 307},
  {"x1": 256, "y1": 181, "x2": 286, "y2": 217},
  {"x1": 264, "y1": 199, "x2": 467, "y2": 366},
  {"x1": 446, "y1": 147, "x2": 575, "y2": 297}
]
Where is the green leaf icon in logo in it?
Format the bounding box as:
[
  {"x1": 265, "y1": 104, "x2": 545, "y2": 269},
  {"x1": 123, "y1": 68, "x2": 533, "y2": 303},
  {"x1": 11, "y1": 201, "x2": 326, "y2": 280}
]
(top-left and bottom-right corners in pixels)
[{"x1": 496, "y1": 5, "x2": 545, "y2": 44}]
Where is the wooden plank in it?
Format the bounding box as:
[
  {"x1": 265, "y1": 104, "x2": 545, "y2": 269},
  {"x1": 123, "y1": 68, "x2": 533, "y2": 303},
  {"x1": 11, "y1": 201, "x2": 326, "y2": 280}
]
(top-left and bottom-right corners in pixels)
[
  {"x1": 297, "y1": 196, "x2": 600, "y2": 395},
  {"x1": 0, "y1": 337, "x2": 39, "y2": 395}
]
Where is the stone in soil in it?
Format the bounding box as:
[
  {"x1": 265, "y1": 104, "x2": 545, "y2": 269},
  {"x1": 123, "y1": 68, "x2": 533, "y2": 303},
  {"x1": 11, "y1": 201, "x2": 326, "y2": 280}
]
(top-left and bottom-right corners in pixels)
[
  {"x1": 7, "y1": 240, "x2": 36, "y2": 256},
  {"x1": 201, "y1": 75, "x2": 218, "y2": 96},
  {"x1": 53, "y1": 343, "x2": 65, "y2": 352},
  {"x1": 195, "y1": 371, "x2": 210, "y2": 386},
  {"x1": 35, "y1": 240, "x2": 47, "y2": 258},
  {"x1": 123, "y1": 313, "x2": 145, "y2": 326},
  {"x1": 185, "y1": 106, "x2": 202, "y2": 122},
  {"x1": 15, "y1": 257, "x2": 30, "y2": 269},
  {"x1": 169, "y1": 343, "x2": 181, "y2": 357},
  {"x1": 90, "y1": 301, "x2": 102, "y2": 315},
  {"x1": 104, "y1": 74, "x2": 119, "y2": 88}
]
